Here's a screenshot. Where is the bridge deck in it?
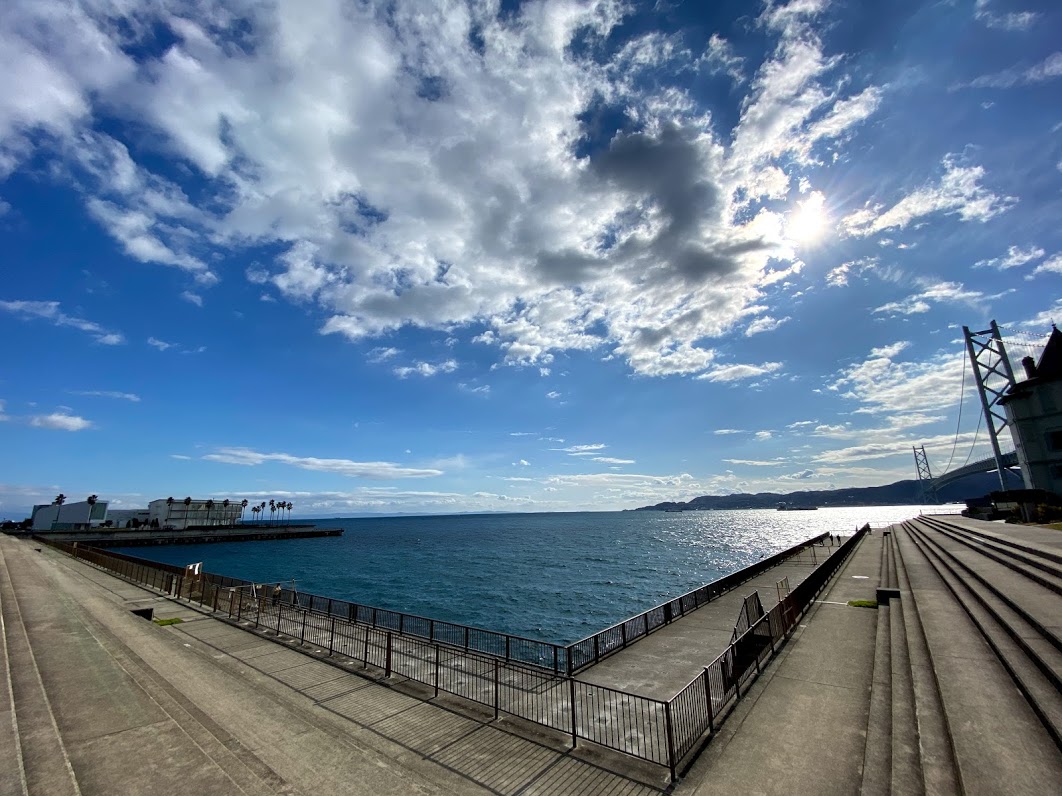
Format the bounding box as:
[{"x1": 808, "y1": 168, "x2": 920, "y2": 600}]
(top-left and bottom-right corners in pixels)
[{"x1": 575, "y1": 536, "x2": 858, "y2": 699}]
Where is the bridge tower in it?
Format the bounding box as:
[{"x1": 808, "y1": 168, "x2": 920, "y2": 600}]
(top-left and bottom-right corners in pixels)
[
  {"x1": 963, "y1": 321, "x2": 1018, "y2": 490},
  {"x1": 913, "y1": 445, "x2": 939, "y2": 504}
]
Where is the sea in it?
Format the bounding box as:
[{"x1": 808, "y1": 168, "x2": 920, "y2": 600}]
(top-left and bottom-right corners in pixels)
[{"x1": 115, "y1": 505, "x2": 955, "y2": 646}]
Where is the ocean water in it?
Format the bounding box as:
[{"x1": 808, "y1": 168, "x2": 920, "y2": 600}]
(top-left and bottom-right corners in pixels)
[{"x1": 116, "y1": 505, "x2": 951, "y2": 645}]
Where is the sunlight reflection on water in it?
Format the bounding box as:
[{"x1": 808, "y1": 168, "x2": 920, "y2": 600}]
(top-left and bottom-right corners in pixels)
[{"x1": 119, "y1": 505, "x2": 951, "y2": 644}]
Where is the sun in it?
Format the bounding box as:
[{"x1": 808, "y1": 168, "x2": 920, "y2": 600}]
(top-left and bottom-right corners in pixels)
[{"x1": 786, "y1": 191, "x2": 829, "y2": 244}]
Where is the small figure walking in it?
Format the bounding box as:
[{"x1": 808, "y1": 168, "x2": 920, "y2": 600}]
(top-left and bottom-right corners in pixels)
[{"x1": 272, "y1": 584, "x2": 282, "y2": 607}]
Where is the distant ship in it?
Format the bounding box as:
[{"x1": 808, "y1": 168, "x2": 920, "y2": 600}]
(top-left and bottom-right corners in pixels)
[{"x1": 777, "y1": 502, "x2": 818, "y2": 511}]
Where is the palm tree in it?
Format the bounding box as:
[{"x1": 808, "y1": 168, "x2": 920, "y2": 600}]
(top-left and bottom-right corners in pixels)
[
  {"x1": 269, "y1": 499, "x2": 276, "y2": 525},
  {"x1": 183, "y1": 497, "x2": 192, "y2": 529},
  {"x1": 240, "y1": 499, "x2": 248, "y2": 525},
  {"x1": 205, "y1": 499, "x2": 214, "y2": 526},
  {"x1": 251, "y1": 506, "x2": 258, "y2": 523},
  {"x1": 287, "y1": 501, "x2": 293, "y2": 524},
  {"x1": 86, "y1": 494, "x2": 98, "y2": 530},
  {"x1": 51, "y1": 493, "x2": 67, "y2": 530},
  {"x1": 222, "y1": 499, "x2": 231, "y2": 527}
]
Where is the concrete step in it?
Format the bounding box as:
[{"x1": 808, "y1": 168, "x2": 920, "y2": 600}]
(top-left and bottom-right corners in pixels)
[
  {"x1": 918, "y1": 516, "x2": 1062, "y2": 569},
  {"x1": 0, "y1": 544, "x2": 81, "y2": 796},
  {"x1": 893, "y1": 527, "x2": 960, "y2": 796},
  {"x1": 916, "y1": 518, "x2": 1062, "y2": 591},
  {"x1": 907, "y1": 525, "x2": 1062, "y2": 749},
  {"x1": 893, "y1": 527, "x2": 1062, "y2": 794},
  {"x1": 888, "y1": 597, "x2": 923, "y2": 795},
  {"x1": 860, "y1": 601, "x2": 891, "y2": 796},
  {"x1": 0, "y1": 567, "x2": 29, "y2": 796},
  {"x1": 906, "y1": 520, "x2": 1062, "y2": 652}
]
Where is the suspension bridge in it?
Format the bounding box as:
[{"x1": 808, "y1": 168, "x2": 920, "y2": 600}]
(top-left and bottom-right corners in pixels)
[{"x1": 913, "y1": 320, "x2": 1048, "y2": 503}]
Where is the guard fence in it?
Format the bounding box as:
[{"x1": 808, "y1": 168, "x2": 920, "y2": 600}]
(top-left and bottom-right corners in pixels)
[{"x1": 42, "y1": 525, "x2": 866, "y2": 781}]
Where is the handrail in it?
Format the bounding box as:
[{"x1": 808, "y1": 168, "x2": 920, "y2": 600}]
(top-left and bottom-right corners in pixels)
[
  {"x1": 664, "y1": 525, "x2": 868, "y2": 776},
  {"x1": 38, "y1": 524, "x2": 868, "y2": 783},
  {"x1": 564, "y1": 531, "x2": 831, "y2": 674}
]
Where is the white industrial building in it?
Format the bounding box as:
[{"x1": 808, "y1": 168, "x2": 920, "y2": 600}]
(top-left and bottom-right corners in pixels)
[
  {"x1": 31, "y1": 499, "x2": 109, "y2": 531},
  {"x1": 148, "y1": 498, "x2": 245, "y2": 529},
  {"x1": 31, "y1": 497, "x2": 248, "y2": 531}
]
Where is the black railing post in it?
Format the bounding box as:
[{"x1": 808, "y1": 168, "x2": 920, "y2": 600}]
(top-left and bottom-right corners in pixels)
[
  {"x1": 620, "y1": 622, "x2": 627, "y2": 648},
  {"x1": 329, "y1": 617, "x2": 336, "y2": 656},
  {"x1": 505, "y1": 636, "x2": 510, "y2": 662},
  {"x1": 644, "y1": 612, "x2": 650, "y2": 636},
  {"x1": 300, "y1": 610, "x2": 307, "y2": 645},
  {"x1": 385, "y1": 632, "x2": 392, "y2": 677},
  {"x1": 434, "y1": 644, "x2": 440, "y2": 698},
  {"x1": 464, "y1": 626, "x2": 469, "y2": 650},
  {"x1": 664, "y1": 700, "x2": 677, "y2": 783},
  {"x1": 362, "y1": 626, "x2": 370, "y2": 666},
  {"x1": 593, "y1": 634, "x2": 600, "y2": 664},
  {"x1": 429, "y1": 619, "x2": 434, "y2": 643},
  {"x1": 703, "y1": 667, "x2": 715, "y2": 733},
  {"x1": 569, "y1": 676, "x2": 578, "y2": 748},
  {"x1": 493, "y1": 659, "x2": 500, "y2": 720}
]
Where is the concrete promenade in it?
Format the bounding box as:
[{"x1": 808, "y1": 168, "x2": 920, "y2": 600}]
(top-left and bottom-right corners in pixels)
[
  {"x1": 685, "y1": 529, "x2": 883, "y2": 794},
  {"x1": 0, "y1": 533, "x2": 667, "y2": 795},
  {"x1": 579, "y1": 537, "x2": 850, "y2": 699}
]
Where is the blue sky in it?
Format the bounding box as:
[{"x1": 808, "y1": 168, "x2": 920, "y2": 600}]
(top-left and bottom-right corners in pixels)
[{"x1": 1, "y1": 0, "x2": 1059, "y2": 518}]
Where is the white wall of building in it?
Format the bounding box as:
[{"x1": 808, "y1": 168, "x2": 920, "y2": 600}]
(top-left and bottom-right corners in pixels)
[{"x1": 31, "y1": 501, "x2": 108, "y2": 531}]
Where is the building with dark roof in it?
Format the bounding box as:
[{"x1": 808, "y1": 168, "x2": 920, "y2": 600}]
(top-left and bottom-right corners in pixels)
[{"x1": 1001, "y1": 325, "x2": 1062, "y2": 496}]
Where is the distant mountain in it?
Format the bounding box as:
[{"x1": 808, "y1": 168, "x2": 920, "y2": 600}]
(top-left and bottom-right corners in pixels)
[{"x1": 632, "y1": 472, "x2": 1008, "y2": 512}]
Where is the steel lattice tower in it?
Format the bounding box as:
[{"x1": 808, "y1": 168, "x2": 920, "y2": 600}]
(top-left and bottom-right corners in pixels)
[
  {"x1": 963, "y1": 321, "x2": 1017, "y2": 490},
  {"x1": 913, "y1": 445, "x2": 939, "y2": 504}
]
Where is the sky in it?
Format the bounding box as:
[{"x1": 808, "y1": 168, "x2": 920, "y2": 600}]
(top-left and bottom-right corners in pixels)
[{"x1": 1, "y1": 0, "x2": 1060, "y2": 519}]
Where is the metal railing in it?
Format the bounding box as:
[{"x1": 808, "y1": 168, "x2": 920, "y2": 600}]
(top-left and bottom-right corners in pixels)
[
  {"x1": 42, "y1": 526, "x2": 865, "y2": 781},
  {"x1": 663, "y1": 527, "x2": 867, "y2": 775},
  {"x1": 565, "y1": 532, "x2": 829, "y2": 673}
]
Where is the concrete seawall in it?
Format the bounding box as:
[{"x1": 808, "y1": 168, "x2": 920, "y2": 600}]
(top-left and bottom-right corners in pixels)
[{"x1": 14, "y1": 524, "x2": 343, "y2": 547}]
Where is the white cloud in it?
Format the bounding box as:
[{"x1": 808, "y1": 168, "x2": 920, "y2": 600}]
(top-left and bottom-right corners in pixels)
[
  {"x1": 966, "y1": 51, "x2": 1062, "y2": 89},
  {"x1": 722, "y1": 458, "x2": 781, "y2": 467},
  {"x1": 69, "y1": 390, "x2": 140, "y2": 402},
  {"x1": 180, "y1": 290, "x2": 203, "y2": 307},
  {"x1": 170, "y1": 454, "x2": 192, "y2": 460},
  {"x1": 202, "y1": 447, "x2": 443, "y2": 478},
  {"x1": 700, "y1": 33, "x2": 745, "y2": 83},
  {"x1": 592, "y1": 457, "x2": 635, "y2": 464},
  {"x1": 843, "y1": 155, "x2": 1016, "y2": 237},
  {"x1": 0, "y1": 0, "x2": 894, "y2": 379},
  {"x1": 0, "y1": 300, "x2": 124, "y2": 345},
  {"x1": 148, "y1": 337, "x2": 175, "y2": 351},
  {"x1": 557, "y1": 443, "x2": 607, "y2": 453},
  {"x1": 1030, "y1": 254, "x2": 1062, "y2": 277},
  {"x1": 873, "y1": 279, "x2": 997, "y2": 317},
  {"x1": 459, "y1": 383, "x2": 490, "y2": 394},
  {"x1": 368, "y1": 347, "x2": 400, "y2": 362},
  {"x1": 392, "y1": 359, "x2": 458, "y2": 378},
  {"x1": 546, "y1": 390, "x2": 561, "y2": 399},
  {"x1": 713, "y1": 428, "x2": 744, "y2": 435},
  {"x1": 30, "y1": 412, "x2": 93, "y2": 431},
  {"x1": 697, "y1": 361, "x2": 783, "y2": 382},
  {"x1": 745, "y1": 315, "x2": 791, "y2": 336},
  {"x1": 974, "y1": 245, "x2": 1044, "y2": 270},
  {"x1": 974, "y1": 1, "x2": 1039, "y2": 31},
  {"x1": 754, "y1": 430, "x2": 773, "y2": 441},
  {"x1": 830, "y1": 341, "x2": 967, "y2": 417},
  {"x1": 0, "y1": 400, "x2": 8, "y2": 422}
]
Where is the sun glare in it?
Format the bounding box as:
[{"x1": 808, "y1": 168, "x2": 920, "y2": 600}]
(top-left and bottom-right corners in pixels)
[{"x1": 786, "y1": 191, "x2": 829, "y2": 244}]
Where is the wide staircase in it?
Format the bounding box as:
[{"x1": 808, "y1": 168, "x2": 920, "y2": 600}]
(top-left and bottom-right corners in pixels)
[{"x1": 860, "y1": 516, "x2": 1062, "y2": 795}]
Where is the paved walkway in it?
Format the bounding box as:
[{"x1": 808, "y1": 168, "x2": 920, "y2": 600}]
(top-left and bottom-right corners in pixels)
[
  {"x1": 0, "y1": 535, "x2": 669, "y2": 795},
  {"x1": 677, "y1": 531, "x2": 882, "y2": 794},
  {"x1": 580, "y1": 539, "x2": 850, "y2": 699}
]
